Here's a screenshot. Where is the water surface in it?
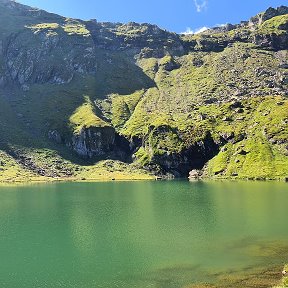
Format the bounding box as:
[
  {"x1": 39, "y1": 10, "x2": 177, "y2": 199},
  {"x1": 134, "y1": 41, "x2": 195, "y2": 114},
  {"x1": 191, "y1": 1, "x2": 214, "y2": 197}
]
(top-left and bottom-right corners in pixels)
[{"x1": 0, "y1": 181, "x2": 287, "y2": 287}]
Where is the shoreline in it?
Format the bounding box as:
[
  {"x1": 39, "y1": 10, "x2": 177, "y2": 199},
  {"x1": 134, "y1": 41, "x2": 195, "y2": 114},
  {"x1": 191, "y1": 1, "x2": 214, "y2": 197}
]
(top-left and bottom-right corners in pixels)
[{"x1": 0, "y1": 175, "x2": 287, "y2": 185}]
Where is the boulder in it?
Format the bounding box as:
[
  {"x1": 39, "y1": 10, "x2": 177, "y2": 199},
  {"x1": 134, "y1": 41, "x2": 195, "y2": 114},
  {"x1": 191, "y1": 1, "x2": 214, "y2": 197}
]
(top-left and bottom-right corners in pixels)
[{"x1": 189, "y1": 169, "x2": 202, "y2": 180}]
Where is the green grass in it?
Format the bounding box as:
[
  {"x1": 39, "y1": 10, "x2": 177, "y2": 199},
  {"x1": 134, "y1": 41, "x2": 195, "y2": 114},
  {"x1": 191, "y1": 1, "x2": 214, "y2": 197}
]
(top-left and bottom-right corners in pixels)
[
  {"x1": 26, "y1": 20, "x2": 91, "y2": 37},
  {"x1": 63, "y1": 19, "x2": 90, "y2": 36},
  {"x1": 111, "y1": 90, "x2": 144, "y2": 129},
  {"x1": 259, "y1": 14, "x2": 288, "y2": 35},
  {"x1": 0, "y1": 150, "x2": 41, "y2": 183},
  {"x1": 137, "y1": 58, "x2": 158, "y2": 79},
  {"x1": 205, "y1": 97, "x2": 288, "y2": 179},
  {"x1": 0, "y1": 149, "x2": 154, "y2": 183},
  {"x1": 26, "y1": 23, "x2": 60, "y2": 34},
  {"x1": 115, "y1": 23, "x2": 149, "y2": 37},
  {"x1": 123, "y1": 42, "x2": 286, "y2": 134},
  {"x1": 122, "y1": 90, "x2": 288, "y2": 179},
  {"x1": 75, "y1": 160, "x2": 154, "y2": 181},
  {"x1": 69, "y1": 96, "x2": 110, "y2": 134}
]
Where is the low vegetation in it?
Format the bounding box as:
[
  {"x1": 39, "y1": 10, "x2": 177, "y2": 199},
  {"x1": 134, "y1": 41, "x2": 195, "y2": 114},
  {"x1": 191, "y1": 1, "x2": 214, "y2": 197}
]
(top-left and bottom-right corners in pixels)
[
  {"x1": 69, "y1": 96, "x2": 110, "y2": 134},
  {"x1": 260, "y1": 14, "x2": 288, "y2": 35}
]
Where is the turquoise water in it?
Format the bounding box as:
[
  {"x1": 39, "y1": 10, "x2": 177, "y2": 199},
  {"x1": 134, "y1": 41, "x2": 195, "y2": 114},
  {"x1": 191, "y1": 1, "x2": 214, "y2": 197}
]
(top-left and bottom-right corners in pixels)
[{"x1": 0, "y1": 181, "x2": 287, "y2": 287}]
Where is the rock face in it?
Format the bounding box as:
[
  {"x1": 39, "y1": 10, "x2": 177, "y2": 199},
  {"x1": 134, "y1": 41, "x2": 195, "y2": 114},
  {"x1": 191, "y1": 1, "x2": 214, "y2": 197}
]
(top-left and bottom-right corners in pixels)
[
  {"x1": 0, "y1": 1, "x2": 287, "y2": 180},
  {"x1": 86, "y1": 21, "x2": 184, "y2": 58},
  {"x1": 49, "y1": 126, "x2": 131, "y2": 160},
  {"x1": 250, "y1": 6, "x2": 288, "y2": 25},
  {"x1": 139, "y1": 125, "x2": 219, "y2": 177},
  {"x1": 4, "y1": 25, "x2": 96, "y2": 87},
  {"x1": 150, "y1": 138, "x2": 219, "y2": 177},
  {"x1": 182, "y1": 6, "x2": 288, "y2": 53},
  {"x1": 70, "y1": 127, "x2": 115, "y2": 158},
  {"x1": 0, "y1": 2, "x2": 184, "y2": 88},
  {"x1": 253, "y1": 32, "x2": 288, "y2": 50}
]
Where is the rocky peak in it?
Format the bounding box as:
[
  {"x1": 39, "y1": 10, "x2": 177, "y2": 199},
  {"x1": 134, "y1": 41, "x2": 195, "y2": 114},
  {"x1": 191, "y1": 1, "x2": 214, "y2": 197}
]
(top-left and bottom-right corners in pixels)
[
  {"x1": 0, "y1": 0, "x2": 35, "y2": 13},
  {"x1": 278, "y1": 5, "x2": 288, "y2": 15},
  {"x1": 181, "y1": 5, "x2": 288, "y2": 53},
  {"x1": 0, "y1": 0, "x2": 63, "y2": 21},
  {"x1": 250, "y1": 6, "x2": 288, "y2": 26},
  {"x1": 85, "y1": 20, "x2": 184, "y2": 57},
  {"x1": 0, "y1": 0, "x2": 15, "y2": 4}
]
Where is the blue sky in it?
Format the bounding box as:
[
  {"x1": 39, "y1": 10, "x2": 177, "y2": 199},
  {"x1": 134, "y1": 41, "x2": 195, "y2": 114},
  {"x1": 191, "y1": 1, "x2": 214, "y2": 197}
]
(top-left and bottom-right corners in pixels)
[{"x1": 18, "y1": 0, "x2": 287, "y2": 33}]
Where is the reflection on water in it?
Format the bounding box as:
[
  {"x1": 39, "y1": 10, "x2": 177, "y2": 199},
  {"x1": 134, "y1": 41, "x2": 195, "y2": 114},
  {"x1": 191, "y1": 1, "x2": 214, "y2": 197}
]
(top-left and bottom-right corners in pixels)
[{"x1": 0, "y1": 180, "x2": 287, "y2": 287}]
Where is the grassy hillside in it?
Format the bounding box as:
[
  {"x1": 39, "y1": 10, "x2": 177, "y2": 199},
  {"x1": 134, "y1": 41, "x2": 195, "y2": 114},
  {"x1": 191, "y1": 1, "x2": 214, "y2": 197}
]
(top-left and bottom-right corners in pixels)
[{"x1": 0, "y1": 1, "x2": 287, "y2": 182}]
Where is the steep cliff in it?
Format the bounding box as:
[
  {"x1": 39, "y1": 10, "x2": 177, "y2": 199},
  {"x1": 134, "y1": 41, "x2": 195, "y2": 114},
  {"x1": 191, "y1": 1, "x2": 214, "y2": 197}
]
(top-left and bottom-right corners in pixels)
[{"x1": 0, "y1": 0, "x2": 287, "y2": 181}]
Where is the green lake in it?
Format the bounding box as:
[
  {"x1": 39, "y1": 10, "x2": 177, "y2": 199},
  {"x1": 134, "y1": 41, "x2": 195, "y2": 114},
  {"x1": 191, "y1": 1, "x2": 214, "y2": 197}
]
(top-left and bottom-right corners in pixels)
[{"x1": 0, "y1": 181, "x2": 287, "y2": 288}]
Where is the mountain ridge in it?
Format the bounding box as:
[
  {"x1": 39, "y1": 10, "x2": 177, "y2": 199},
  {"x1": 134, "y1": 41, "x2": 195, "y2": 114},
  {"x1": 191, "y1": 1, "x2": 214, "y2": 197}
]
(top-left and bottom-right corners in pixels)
[{"x1": 0, "y1": 1, "x2": 287, "y2": 182}]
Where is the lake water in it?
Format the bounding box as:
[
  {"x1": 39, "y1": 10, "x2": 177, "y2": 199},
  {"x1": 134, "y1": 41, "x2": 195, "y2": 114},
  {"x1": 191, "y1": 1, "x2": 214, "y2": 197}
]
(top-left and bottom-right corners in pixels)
[{"x1": 0, "y1": 181, "x2": 287, "y2": 288}]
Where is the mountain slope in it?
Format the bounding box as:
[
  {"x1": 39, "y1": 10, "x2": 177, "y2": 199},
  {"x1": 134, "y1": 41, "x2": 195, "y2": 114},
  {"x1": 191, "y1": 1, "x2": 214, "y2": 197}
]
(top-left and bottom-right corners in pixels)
[{"x1": 0, "y1": 0, "x2": 287, "y2": 182}]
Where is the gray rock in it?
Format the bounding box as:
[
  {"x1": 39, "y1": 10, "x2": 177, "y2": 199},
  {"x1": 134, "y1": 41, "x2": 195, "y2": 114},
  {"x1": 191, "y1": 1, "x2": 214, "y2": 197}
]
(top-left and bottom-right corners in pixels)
[
  {"x1": 48, "y1": 130, "x2": 63, "y2": 144},
  {"x1": 189, "y1": 169, "x2": 202, "y2": 180},
  {"x1": 70, "y1": 126, "x2": 115, "y2": 158},
  {"x1": 221, "y1": 146, "x2": 228, "y2": 152}
]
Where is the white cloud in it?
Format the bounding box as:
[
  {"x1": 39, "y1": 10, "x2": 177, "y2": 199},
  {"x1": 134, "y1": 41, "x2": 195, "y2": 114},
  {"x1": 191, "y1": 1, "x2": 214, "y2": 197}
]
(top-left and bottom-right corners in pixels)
[
  {"x1": 216, "y1": 23, "x2": 228, "y2": 28},
  {"x1": 181, "y1": 27, "x2": 194, "y2": 35},
  {"x1": 194, "y1": 26, "x2": 209, "y2": 34},
  {"x1": 193, "y1": 0, "x2": 208, "y2": 12},
  {"x1": 181, "y1": 26, "x2": 209, "y2": 35}
]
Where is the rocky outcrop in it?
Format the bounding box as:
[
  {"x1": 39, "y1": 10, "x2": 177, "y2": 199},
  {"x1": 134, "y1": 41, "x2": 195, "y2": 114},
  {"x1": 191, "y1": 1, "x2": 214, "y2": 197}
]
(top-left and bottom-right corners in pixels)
[
  {"x1": 48, "y1": 130, "x2": 63, "y2": 144},
  {"x1": 188, "y1": 169, "x2": 202, "y2": 180},
  {"x1": 70, "y1": 127, "x2": 115, "y2": 158},
  {"x1": 0, "y1": 0, "x2": 186, "y2": 89},
  {"x1": 182, "y1": 6, "x2": 288, "y2": 52},
  {"x1": 158, "y1": 55, "x2": 180, "y2": 71},
  {"x1": 250, "y1": 6, "x2": 288, "y2": 26},
  {"x1": 252, "y1": 33, "x2": 288, "y2": 50},
  {"x1": 155, "y1": 135, "x2": 218, "y2": 177},
  {"x1": 49, "y1": 126, "x2": 131, "y2": 160},
  {"x1": 139, "y1": 125, "x2": 219, "y2": 177},
  {"x1": 4, "y1": 28, "x2": 97, "y2": 87},
  {"x1": 86, "y1": 21, "x2": 184, "y2": 58}
]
